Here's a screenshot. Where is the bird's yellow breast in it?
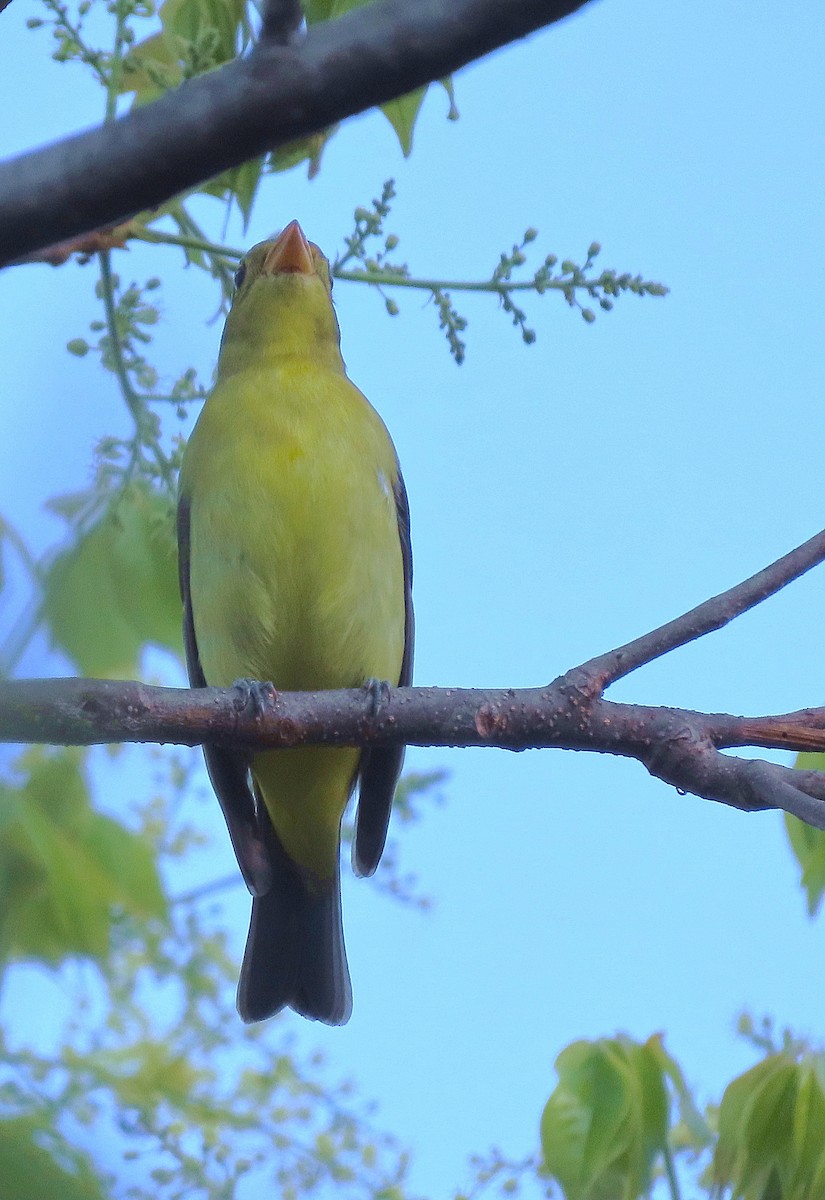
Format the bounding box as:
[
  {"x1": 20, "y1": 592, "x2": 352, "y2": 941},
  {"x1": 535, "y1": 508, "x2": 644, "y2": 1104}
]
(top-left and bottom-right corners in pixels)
[
  {"x1": 182, "y1": 359, "x2": 405, "y2": 690},
  {"x1": 180, "y1": 359, "x2": 406, "y2": 879}
]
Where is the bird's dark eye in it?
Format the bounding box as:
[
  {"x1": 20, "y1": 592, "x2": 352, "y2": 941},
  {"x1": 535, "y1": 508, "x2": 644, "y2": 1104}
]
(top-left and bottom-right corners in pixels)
[{"x1": 234, "y1": 261, "x2": 247, "y2": 290}]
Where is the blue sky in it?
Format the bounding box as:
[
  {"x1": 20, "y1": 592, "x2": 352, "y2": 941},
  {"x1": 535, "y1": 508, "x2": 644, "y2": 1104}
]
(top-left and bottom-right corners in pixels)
[{"x1": 2, "y1": 0, "x2": 825, "y2": 1193}]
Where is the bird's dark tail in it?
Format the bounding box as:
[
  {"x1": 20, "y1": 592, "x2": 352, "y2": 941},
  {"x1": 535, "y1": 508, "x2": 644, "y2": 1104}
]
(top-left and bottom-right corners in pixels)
[{"x1": 236, "y1": 829, "x2": 352, "y2": 1025}]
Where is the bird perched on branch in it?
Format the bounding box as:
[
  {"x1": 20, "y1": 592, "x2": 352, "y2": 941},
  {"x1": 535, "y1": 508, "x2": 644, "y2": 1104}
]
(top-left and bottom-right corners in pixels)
[{"x1": 177, "y1": 221, "x2": 413, "y2": 1024}]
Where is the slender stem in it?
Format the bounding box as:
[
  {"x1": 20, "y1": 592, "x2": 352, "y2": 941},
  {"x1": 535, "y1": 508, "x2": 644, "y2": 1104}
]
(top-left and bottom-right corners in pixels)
[
  {"x1": 131, "y1": 225, "x2": 244, "y2": 261},
  {"x1": 132, "y1": 226, "x2": 610, "y2": 299},
  {"x1": 335, "y1": 268, "x2": 589, "y2": 294},
  {"x1": 0, "y1": 598, "x2": 44, "y2": 680},
  {"x1": 662, "y1": 1142, "x2": 682, "y2": 1200},
  {"x1": 97, "y1": 250, "x2": 142, "y2": 420},
  {"x1": 0, "y1": 518, "x2": 42, "y2": 583},
  {"x1": 174, "y1": 872, "x2": 243, "y2": 906},
  {"x1": 142, "y1": 391, "x2": 208, "y2": 404},
  {"x1": 105, "y1": 0, "x2": 128, "y2": 124},
  {"x1": 98, "y1": 250, "x2": 176, "y2": 488},
  {"x1": 0, "y1": 519, "x2": 45, "y2": 678}
]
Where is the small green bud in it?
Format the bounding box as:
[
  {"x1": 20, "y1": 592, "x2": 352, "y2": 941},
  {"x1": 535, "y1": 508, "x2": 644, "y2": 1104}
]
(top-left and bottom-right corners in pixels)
[
  {"x1": 135, "y1": 306, "x2": 159, "y2": 324},
  {"x1": 67, "y1": 338, "x2": 90, "y2": 356},
  {"x1": 385, "y1": 298, "x2": 399, "y2": 316},
  {"x1": 523, "y1": 227, "x2": 538, "y2": 243},
  {"x1": 146, "y1": 277, "x2": 161, "y2": 289},
  {"x1": 89, "y1": 320, "x2": 105, "y2": 331},
  {"x1": 544, "y1": 254, "x2": 557, "y2": 268},
  {"x1": 78, "y1": 0, "x2": 91, "y2": 12},
  {"x1": 26, "y1": 17, "x2": 44, "y2": 27},
  {"x1": 511, "y1": 250, "x2": 525, "y2": 266},
  {"x1": 587, "y1": 241, "x2": 601, "y2": 258},
  {"x1": 385, "y1": 234, "x2": 399, "y2": 251},
  {"x1": 581, "y1": 308, "x2": 596, "y2": 324},
  {"x1": 522, "y1": 329, "x2": 536, "y2": 345},
  {"x1": 354, "y1": 207, "x2": 371, "y2": 223},
  {"x1": 561, "y1": 260, "x2": 576, "y2": 275},
  {"x1": 599, "y1": 298, "x2": 613, "y2": 311}
]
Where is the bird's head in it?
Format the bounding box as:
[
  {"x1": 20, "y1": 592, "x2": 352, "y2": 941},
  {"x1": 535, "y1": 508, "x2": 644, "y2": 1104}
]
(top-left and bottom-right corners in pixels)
[{"x1": 217, "y1": 221, "x2": 344, "y2": 378}]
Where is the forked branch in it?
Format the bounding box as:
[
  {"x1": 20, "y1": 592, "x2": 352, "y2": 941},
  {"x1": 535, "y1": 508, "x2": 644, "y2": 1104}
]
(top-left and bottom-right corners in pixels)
[{"x1": 1, "y1": 527, "x2": 825, "y2": 828}]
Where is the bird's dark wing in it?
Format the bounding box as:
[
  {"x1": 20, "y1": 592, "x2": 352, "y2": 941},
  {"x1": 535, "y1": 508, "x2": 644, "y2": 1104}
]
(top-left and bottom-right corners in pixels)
[
  {"x1": 177, "y1": 495, "x2": 272, "y2": 896},
  {"x1": 352, "y1": 468, "x2": 415, "y2": 877}
]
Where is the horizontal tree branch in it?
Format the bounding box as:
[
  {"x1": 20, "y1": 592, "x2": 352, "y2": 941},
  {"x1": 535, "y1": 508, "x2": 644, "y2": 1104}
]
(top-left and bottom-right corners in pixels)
[
  {"x1": 0, "y1": 0, "x2": 593, "y2": 266},
  {"x1": 3, "y1": 523, "x2": 824, "y2": 829},
  {"x1": 2, "y1": 678, "x2": 825, "y2": 827}
]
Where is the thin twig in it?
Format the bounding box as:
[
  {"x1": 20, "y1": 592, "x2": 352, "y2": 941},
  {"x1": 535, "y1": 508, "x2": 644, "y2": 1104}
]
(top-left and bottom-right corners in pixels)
[{"x1": 574, "y1": 525, "x2": 825, "y2": 693}]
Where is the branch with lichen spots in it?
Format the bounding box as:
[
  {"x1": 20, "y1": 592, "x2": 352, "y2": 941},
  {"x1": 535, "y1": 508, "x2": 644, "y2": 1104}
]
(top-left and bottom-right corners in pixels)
[{"x1": 2, "y1": 526, "x2": 825, "y2": 829}]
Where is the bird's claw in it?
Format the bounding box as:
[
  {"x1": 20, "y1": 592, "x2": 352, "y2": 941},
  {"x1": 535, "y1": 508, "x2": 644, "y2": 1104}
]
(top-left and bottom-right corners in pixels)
[
  {"x1": 363, "y1": 677, "x2": 391, "y2": 718},
  {"x1": 232, "y1": 678, "x2": 278, "y2": 719}
]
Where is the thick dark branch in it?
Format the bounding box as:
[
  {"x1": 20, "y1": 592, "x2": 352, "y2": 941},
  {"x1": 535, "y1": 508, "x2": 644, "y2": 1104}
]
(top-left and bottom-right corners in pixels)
[
  {"x1": 0, "y1": 0, "x2": 593, "y2": 266},
  {"x1": 574, "y1": 525, "x2": 825, "y2": 693},
  {"x1": 3, "y1": 523, "x2": 825, "y2": 829},
  {"x1": 1, "y1": 677, "x2": 825, "y2": 827}
]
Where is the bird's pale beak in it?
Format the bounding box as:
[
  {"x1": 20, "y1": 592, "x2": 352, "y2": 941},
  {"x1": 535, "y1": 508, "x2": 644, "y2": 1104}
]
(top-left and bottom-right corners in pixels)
[{"x1": 263, "y1": 220, "x2": 314, "y2": 275}]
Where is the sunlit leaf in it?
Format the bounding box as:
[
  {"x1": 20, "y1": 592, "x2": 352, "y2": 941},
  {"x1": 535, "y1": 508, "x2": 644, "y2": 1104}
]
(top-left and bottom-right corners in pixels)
[
  {"x1": 44, "y1": 486, "x2": 181, "y2": 679},
  {"x1": 786, "y1": 753, "x2": 825, "y2": 916},
  {"x1": 712, "y1": 1053, "x2": 825, "y2": 1198},
  {"x1": 0, "y1": 749, "x2": 167, "y2": 968},
  {"x1": 270, "y1": 128, "x2": 337, "y2": 178},
  {"x1": 382, "y1": 88, "x2": 427, "y2": 157},
  {"x1": 0, "y1": 1117, "x2": 104, "y2": 1200},
  {"x1": 540, "y1": 1036, "x2": 668, "y2": 1200}
]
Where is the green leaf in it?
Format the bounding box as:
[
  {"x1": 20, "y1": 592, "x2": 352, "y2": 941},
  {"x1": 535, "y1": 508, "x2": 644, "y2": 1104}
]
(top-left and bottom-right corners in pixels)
[
  {"x1": 0, "y1": 1117, "x2": 104, "y2": 1200},
  {"x1": 228, "y1": 157, "x2": 264, "y2": 228},
  {"x1": 43, "y1": 486, "x2": 182, "y2": 679},
  {"x1": 119, "y1": 30, "x2": 183, "y2": 103},
  {"x1": 326, "y1": 0, "x2": 373, "y2": 19},
  {"x1": 540, "y1": 1036, "x2": 668, "y2": 1200},
  {"x1": 790, "y1": 1064, "x2": 825, "y2": 1195},
  {"x1": 0, "y1": 749, "x2": 167, "y2": 968},
  {"x1": 714, "y1": 1054, "x2": 806, "y2": 1198},
  {"x1": 78, "y1": 1041, "x2": 202, "y2": 1110},
  {"x1": 786, "y1": 753, "x2": 825, "y2": 915},
  {"x1": 302, "y1": 0, "x2": 335, "y2": 22},
  {"x1": 381, "y1": 88, "x2": 427, "y2": 157},
  {"x1": 85, "y1": 812, "x2": 167, "y2": 920},
  {"x1": 121, "y1": 0, "x2": 246, "y2": 102},
  {"x1": 269, "y1": 128, "x2": 337, "y2": 177},
  {"x1": 303, "y1": 0, "x2": 444, "y2": 160},
  {"x1": 440, "y1": 76, "x2": 460, "y2": 121},
  {"x1": 646, "y1": 1033, "x2": 714, "y2": 1150},
  {"x1": 201, "y1": 156, "x2": 266, "y2": 226}
]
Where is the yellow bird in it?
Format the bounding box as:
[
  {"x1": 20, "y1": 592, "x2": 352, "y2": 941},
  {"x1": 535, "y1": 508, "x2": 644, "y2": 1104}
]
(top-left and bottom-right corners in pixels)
[{"x1": 177, "y1": 221, "x2": 413, "y2": 1024}]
